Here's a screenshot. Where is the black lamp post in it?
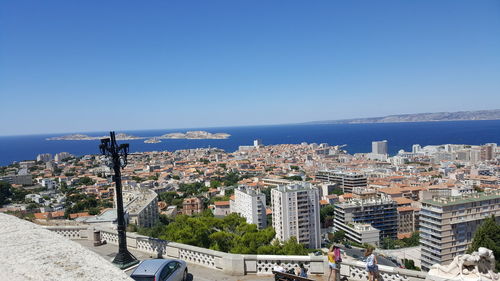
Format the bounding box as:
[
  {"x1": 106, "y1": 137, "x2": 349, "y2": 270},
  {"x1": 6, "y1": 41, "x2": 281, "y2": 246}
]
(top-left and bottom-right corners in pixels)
[{"x1": 100, "y1": 131, "x2": 139, "y2": 269}]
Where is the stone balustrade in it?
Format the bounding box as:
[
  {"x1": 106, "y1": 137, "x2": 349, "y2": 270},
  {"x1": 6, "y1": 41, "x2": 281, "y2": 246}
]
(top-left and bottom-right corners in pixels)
[
  {"x1": 46, "y1": 226, "x2": 427, "y2": 281},
  {"x1": 44, "y1": 225, "x2": 90, "y2": 239}
]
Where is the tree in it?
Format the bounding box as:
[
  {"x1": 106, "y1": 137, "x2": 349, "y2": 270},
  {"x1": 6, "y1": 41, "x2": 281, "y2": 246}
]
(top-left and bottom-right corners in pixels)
[
  {"x1": 320, "y1": 205, "x2": 335, "y2": 225},
  {"x1": 401, "y1": 232, "x2": 420, "y2": 247},
  {"x1": 331, "y1": 230, "x2": 346, "y2": 243},
  {"x1": 76, "y1": 176, "x2": 95, "y2": 186},
  {"x1": 467, "y1": 215, "x2": 500, "y2": 271},
  {"x1": 0, "y1": 181, "x2": 12, "y2": 206}
]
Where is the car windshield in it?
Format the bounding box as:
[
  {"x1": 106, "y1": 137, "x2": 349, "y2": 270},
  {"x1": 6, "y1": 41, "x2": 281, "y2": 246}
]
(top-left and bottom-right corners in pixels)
[{"x1": 131, "y1": 276, "x2": 155, "y2": 281}]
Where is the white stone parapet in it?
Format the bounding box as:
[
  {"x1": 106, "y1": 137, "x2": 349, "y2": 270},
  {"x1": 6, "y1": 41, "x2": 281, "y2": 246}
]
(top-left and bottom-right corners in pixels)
[{"x1": 45, "y1": 225, "x2": 428, "y2": 281}]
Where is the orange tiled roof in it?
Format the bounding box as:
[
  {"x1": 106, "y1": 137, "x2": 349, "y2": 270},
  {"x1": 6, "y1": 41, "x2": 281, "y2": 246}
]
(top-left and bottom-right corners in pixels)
[
  {"x1": 214, "y1": 201, "x2": 230, "y2": 206},
  {"x1": 397, "y1": 206, "x2": 416, "y2": 212},
  {"x1": 392, "y1": 197, "x2": 413, "y2": 205},
  {"x1": 69, "y1": 212, "x2": 90, "y2": 219}
]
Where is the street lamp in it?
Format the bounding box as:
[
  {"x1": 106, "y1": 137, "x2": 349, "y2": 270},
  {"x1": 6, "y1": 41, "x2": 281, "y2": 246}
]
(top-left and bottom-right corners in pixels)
[{"x1": 100, "y1": 131, "x2": 139, "y2": 269}]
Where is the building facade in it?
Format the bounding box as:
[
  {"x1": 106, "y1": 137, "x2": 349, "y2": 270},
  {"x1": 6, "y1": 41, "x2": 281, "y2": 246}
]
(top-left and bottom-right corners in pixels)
[
  {"x1": 372, "y1": 140, "x2": 388, "y2": 155},
  {"x1": 420, "y1": 190, "x2": 500, "y2": 271},
  {"x1": 230, "y1": 186, "x2": 267, "y2": 229},
  {"x1": 315, "y1": 170, "x2": 367, "y2": 193},
  {"x1": 271, "y1": 182, "x2": 321, "y2": 249},
  {"x1": 333, "y1": 194, "x2": 398, "y2": 243}
]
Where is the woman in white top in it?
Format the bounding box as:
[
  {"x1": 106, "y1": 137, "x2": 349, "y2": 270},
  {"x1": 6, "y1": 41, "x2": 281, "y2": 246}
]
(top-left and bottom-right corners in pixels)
[{"x1": 364, "y1": 247, "x2": 378, "y2": 281}]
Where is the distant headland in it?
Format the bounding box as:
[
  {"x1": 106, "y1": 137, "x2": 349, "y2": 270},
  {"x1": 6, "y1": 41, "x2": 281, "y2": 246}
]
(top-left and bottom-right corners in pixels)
[
  {"x1": 46, "y1": 131, "x2": 231, "y2": 141},
  {"x1": 304, "y1": 109, "x2": 500, "y2": 125}
]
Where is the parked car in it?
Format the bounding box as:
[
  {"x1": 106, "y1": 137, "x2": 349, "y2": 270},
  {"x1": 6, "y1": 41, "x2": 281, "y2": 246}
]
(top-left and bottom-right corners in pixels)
[{"x1": 130, "y1": 259, "x2": 188, "y2": 281}]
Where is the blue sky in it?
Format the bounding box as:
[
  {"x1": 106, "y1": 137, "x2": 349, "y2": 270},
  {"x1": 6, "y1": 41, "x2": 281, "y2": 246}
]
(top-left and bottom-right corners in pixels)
[{"x1": 1, "y1": 1, "x2": 499, "y2": 135}]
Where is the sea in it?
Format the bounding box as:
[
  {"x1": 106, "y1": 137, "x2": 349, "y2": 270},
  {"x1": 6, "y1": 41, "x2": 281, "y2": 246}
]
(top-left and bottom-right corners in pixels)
[{"x1": 1, "y1": 120, "x2": 500, "y2": 166}]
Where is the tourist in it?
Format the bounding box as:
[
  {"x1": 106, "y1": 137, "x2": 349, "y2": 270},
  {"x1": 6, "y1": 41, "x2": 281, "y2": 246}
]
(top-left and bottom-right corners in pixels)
[
  {"x1": 328, "y1": 245, "x2": 337, "y2": 281},
  {"x1": 365, "y1": 247, "x2": 379, "y2": 281},
  {"x1": 298, "y1": 263, "x2": 308, "y2": 278},
  {"x1": 294, "y1": 264, "x2": 301, "y2": 276},
  {"x1": 273, "y1": 261, "x2": 286, "y2": 273}
]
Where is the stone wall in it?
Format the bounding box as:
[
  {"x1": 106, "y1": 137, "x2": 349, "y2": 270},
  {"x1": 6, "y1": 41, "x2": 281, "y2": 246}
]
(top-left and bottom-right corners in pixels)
[{"x1": 46, "y1": 225, "x2": 427, "y2": 281}]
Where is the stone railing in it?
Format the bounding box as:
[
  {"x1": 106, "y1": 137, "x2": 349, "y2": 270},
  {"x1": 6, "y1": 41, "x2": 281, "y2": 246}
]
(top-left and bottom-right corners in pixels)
[
  {"x1": 46, "y1": 226, "x2": 427, "y2": 280},
  {"x1": 44, "y1": 226, "x2": 90, "y2": 240}
]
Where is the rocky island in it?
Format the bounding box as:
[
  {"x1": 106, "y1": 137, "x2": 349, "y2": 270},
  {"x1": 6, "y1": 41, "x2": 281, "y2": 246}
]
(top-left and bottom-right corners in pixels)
[
  {"x1": 47, "y1": 131, "x2": 230, "y2": 141},
  {"x1": 46, "y1": 133, "x2": 144, "y2": 141},
  {"x1": 159, "y1": 131, "x2": 230, "y2": 139}
]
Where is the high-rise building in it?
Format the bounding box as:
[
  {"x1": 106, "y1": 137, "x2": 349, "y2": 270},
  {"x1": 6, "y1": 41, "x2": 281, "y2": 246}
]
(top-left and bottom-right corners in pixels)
[
  {"x1": 315, "y1": 170, "x2": 367, "y2": 193},
  {"x1": 230, "y1": 186, "x2": 267, "y2": 229},
  {"x1": 271, "y1": 182, "x2": 321, "y2": 249},
  {"x1": 372, "y1": 140, "x2": 388, "y2": 155},
  {"x1": 419, "y1": 190, "x2": 500, "y2": 271},
  {"x1": 253, "y1": 139, "x2": 263, "y2": 147},
  {"x1": 36, "y1": 153, "x2": 53, "y2": 163},
  {"x1": 333, "y1": 194, "x2": 398, "y2": 244}
]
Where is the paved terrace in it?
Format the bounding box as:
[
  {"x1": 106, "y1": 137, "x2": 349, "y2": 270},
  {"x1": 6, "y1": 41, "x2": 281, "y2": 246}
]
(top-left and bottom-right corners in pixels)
[
  {"x1": 0, "y1": 213, "x2": 427, "y2": 281},
  {"x1": 47, "y1": 225, "x2": 428, "y2": 281}
]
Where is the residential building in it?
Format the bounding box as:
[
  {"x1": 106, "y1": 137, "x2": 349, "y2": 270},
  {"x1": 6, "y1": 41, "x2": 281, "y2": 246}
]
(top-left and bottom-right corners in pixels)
[
  {"x1": 213, "y1": 201, "x2": 231, "y2": 217},
  {"x1": 182, "y1": 197, "x2": 204, "y2": 216},
  {"x1": 333, "y1": 194, "x2": 398, "y2": 243},
  {"x1": 0, "y1": 174, "x2": 32, "y2": 185},
  {"x1": 315, "y1": 170, "x2": 367, "y2": 193},
  {"x1": 54, "y1": 152, "x2": 72, "y2": 162},
  {"x1": 36, "y1": 153, "x2": 53, "y2": 163},
  {"x1": 271, "y1": 182, "x2": 321, "y2": 249},
  {"x1": 372, "y1": 140, "x2": 388, "y2": 155},
  {"x1": 121, "y1": 187, "x2": 159, "y2": 228},
  {"x1": 230, "y1": 186, "x2": 267, "y2": 229},
  {"x1": 419, "y1": 190, "x2": 500, "y2": 271}
]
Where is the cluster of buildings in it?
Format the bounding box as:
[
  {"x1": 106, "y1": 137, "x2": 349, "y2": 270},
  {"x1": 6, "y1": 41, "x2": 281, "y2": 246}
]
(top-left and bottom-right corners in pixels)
[{"x1": 0, "y1": 139, "x2": 499, "y2": 272}]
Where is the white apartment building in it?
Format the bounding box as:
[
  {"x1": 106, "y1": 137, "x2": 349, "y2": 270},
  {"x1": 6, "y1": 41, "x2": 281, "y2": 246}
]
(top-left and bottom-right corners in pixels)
[
  {"x1": 372, "y1": 140, "x2": 388, "y2": 155},
  {"x1": 271, "y1": 182, "x2": 321, "y2": 249},
  {"x1": 120, "y1": 186, "x2": 159, "y2": 228},
  {"x1": 420, "y1": 190, "x2": 500, "y2": 271},
  {"x1": 230, "y1": 186, "x2": 267, "y2": 229}
]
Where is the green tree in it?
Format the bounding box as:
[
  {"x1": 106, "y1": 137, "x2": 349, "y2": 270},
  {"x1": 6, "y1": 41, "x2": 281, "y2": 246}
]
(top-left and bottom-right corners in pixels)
[
  {"x1": 467, "y1": 215, "x2": 500, "y2": 271},
  {"x1": 0, "y1": 181, "x2": 12, "y2": 206},
  {"x1": 320, "y1": 204, "x2": 335, "y2": 225},
  {"x1": 76, "y1": 176, "x2": 95, "y2": 186},
  {"x1": 331, "y1": 230, "x2": 346, "y2": 243}
]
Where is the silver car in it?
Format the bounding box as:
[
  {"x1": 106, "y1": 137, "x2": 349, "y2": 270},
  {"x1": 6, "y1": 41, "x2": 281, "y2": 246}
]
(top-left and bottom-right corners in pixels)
[{"x1": 130, "y1": 259, "x2": 188, "y2": 281}]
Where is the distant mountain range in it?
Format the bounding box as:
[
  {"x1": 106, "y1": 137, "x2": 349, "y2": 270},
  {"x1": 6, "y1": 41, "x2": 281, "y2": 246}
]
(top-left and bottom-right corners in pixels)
[{"x1": 305, "y1": 109, "x2": 500, "y2": 124}]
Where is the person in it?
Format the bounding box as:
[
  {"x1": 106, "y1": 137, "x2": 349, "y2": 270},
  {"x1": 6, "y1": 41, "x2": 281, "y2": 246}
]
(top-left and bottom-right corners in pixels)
[
  {"x1": 365, "y1": 247, "x2": 379, "y2": 281},
  {"x1": 298, "y1": 263, "x2": 308, "y2": 278},
  {"x1": 328, "y1": 245, "x2": 337, "y2": 281},
  {"x1": 294, "y1": 264, "x2": 301, "y2": 276},
  {"x1": 273, "y1": 261, "x2": 287, "y2": 281},
  {"x1": 273, "y1": 261, "x2": 286, "y2": 273},
  {"x1": 333, "y1": 245, "x2": 342, "y2": 268}
]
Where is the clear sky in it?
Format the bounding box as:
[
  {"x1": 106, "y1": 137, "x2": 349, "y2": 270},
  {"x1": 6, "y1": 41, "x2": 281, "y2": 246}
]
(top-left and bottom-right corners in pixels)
[{"x1": 1, "y1": 1, "x2": 499, "y2": 136}]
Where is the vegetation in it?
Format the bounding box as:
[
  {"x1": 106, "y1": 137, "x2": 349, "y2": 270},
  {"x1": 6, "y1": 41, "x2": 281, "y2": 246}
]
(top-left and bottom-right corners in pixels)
[
  {"x1": 159, "y1": 191, "x2": 185, "y2": 208},
  {"x1": 467, "y1": 215, "x2": 500, "y2": 271},
  {"x1": 381, "y1": 232, "x2": 420, "y2": 249},
  {"x1": 64, "y1": 189, "x2": 112, "y2": 217},
  {"x1": 332, "y1": 187, "x2": 344, "y2": 195},
  {"x1": 320, "y1": 204, "x2": 335, "y2": 225},
  {"x1": 283, "y1": 175, "x2": 303, "y2": 181},
  {"x1": 0, "y1": 181, "x2": 12, "y2": 206},
  {"x1": 403, "y1": 258, "x2": 420, "y2": 271},
  {"x1": 331, "y1": 230, "x2": 346, "y2": 243},
  {"x1": 75, "y1": 176, "x2": 95, "y2": 186},
  {"x1": 143, "y1": 212, "x2": 309, "y2": 255}
]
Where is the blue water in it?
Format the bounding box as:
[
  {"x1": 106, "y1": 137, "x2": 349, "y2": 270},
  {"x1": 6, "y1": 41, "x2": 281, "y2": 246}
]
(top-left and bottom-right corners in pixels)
[{"x1": 1, "y1": 120, "x2": 500, "y2": 166}]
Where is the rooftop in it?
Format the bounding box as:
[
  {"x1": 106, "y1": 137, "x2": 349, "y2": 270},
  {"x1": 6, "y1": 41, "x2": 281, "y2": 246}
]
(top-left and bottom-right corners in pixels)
[{"x1": 423, "y1": 190, "x2": 500, "y2": 207}]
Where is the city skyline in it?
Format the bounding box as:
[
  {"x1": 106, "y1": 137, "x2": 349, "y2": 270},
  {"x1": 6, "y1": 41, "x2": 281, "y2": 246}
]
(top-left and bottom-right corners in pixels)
[{"x1": 1, "y1": 1, "x2": 500, "y2": 135}]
